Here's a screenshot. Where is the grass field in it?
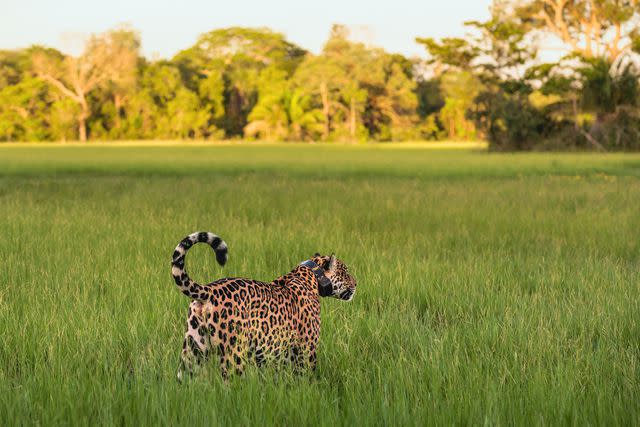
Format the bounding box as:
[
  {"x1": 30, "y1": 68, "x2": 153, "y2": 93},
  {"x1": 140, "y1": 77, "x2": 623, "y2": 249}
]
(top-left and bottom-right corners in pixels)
[{"x1": 1, "y1": 144, "x2": 639, "y2": 426}]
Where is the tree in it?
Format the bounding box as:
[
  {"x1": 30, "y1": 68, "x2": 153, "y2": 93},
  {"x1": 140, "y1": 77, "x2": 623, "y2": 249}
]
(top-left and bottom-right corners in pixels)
[
  {"x1": 0, "y1": 49, "x2": 51, "y2": 141},
  {"x1": 293, "y1": 25, "x2": 418, "y2": 142},
  {"x1": 175, "y1": 28, "x2": 306, "y2": 137},
  {"x1": 510, "y1": 0, "x2": 640, "y2": 149},
  {"x1": 438, "y1": 71, "x2": 481, "y2": 139},
  {"x1": 0, "y1": 77, "x2": 50, "y2": 141},
  {"x1": 516, "y1": 0, "x2": 640, "y2": 62},
  {"x1": 361, "y1": 61, "x2": 419, "y2": 141},
  {"x1": 104, "y1": 27, "x2": 141, "y2": 136},
  {"x1": 0, "y1": 49, "x2": 26, "y2": 90},
  {"x1": 285, "y1": 89, "x2": 324, "y2": 141},
  {"x1": 415, "y1": 37, "x2": 477, "y2": 71},
  {"x1": 293, "y1": 56, "x2": 350, "y2": 140},
  {"x1": 124, "y1": 61, "x2": 217, "y2": 140},
  {"x1": 245, "y1": 67, "x2": 323, "y2": 140},
  {"x1": 321, "y1": 25, "x2": 370, "y2": 141},
  {"x1": 536, "y1": 55, "x2": 640, "y2": 149},
  {"x1": 165, "y1": 88, "x2": 211, "y2": 139},
  {"x1": 243, "y1": 66, "x2": 286, "y2": 140},
  {"x1": 244, "y1": 66, "x2": 289, "y2": 140},
  {"x1": 244, "y1": 95, "x2": 289, "y2": 140},
  {"x1": 32, "y1": 27, "x2": 140, "y2": 141},
  {"x1": 417, "y1": 6, "x2": 541, "y2": 147}
]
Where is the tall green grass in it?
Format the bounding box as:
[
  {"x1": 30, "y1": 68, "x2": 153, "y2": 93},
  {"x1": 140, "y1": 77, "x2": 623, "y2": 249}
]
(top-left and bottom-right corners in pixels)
[{"x1": 0, "y1": 145, "x2": 639, "y2": 426}]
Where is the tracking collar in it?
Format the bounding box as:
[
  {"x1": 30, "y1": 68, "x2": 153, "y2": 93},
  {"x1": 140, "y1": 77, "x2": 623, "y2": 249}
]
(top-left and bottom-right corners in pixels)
[{"x1": 300, "y1": 259, "x2": 333, "y2": 297}]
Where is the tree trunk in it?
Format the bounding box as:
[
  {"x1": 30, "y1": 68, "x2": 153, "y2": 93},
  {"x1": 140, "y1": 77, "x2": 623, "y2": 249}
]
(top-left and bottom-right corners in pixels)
[
  {"x1": 114, "y1": 94, "x2": 123, "y2": 132},
  {"x1": 572, "y1": 96, "x2": 579, "y2": 131},
  {"x1": 320, "y1": 82, "x2": 330, "y2": 140},
  {"x1": 349, "y1": 98, "x2": 356, "y2": 141},
  {"x1": 78, "y1": 116, "x2": 87, "y2": 142},
  {"x1": 293, "y1": 123, "x2": 302, "y2": 141},
  {"x1": 78, "y1": 99, "x2": 89, "y2": 142}
]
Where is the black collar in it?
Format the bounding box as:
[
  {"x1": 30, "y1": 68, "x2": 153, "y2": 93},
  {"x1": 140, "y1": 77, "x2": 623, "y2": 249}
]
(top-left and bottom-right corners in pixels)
[{"x1": 300, "y1": 259, "x2": 333, "y2": 297}]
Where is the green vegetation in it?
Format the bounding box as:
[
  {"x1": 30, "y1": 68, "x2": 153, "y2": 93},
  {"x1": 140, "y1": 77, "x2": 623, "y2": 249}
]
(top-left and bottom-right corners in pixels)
[
  {"x1": 418, "y1": 0, "x2": 640, "y2": 151},
  {"x1": 0, "y1": 25, "x2": 419, "y2": 144},
  {"x1": 2, "y1": 1, "x2": 640, "y2": 149},
  {"x1": 1, "y1": 145, "x2": 639, "y2": 425}
]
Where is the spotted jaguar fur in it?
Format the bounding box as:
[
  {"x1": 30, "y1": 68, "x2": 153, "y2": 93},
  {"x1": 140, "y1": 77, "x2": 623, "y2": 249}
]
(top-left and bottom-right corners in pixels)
[{"x1": 171, "y1": 231, "x2": 357, "y2": 380}]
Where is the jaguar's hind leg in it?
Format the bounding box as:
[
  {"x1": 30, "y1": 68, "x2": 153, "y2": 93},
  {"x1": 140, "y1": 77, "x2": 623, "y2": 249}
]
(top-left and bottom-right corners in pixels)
[
  {"x1": 217, "y1": 334, "x2": 247, "y2": 379},
  {"x1": 177, "y1": 304, "x2": 210, "y2": 382}
]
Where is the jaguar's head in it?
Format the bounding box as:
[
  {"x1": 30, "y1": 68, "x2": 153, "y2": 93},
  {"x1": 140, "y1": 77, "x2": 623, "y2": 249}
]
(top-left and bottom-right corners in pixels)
[{"x1": 312, "y1": 253, "x2": 357, "y2": 301}]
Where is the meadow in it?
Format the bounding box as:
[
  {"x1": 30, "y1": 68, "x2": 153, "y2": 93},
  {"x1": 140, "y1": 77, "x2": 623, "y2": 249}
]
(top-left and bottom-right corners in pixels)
[{"x1": 0, "y1": 143, "x2": 639, "y2": 426}]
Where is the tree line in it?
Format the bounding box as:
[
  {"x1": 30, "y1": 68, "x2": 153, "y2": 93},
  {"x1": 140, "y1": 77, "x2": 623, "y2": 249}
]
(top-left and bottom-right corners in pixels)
[{"x1": 1, "y1": 0, "x2": 640, "y2": 150}]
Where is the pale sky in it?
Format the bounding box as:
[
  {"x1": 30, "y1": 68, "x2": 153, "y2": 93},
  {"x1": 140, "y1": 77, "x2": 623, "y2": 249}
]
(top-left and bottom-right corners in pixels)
[{"x1": 0, "y1": 0, "x2": 492, "y2": 59}]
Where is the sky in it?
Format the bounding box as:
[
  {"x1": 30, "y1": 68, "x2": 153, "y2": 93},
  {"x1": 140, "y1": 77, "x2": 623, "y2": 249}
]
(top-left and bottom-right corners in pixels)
[{"x1": 0, "y1": 0, "x2": 492, "y2": 59}]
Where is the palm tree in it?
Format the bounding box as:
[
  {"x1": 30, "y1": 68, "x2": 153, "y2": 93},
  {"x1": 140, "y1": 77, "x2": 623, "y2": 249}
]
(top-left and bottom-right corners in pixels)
[
  {"x1": 243, "y1": 94, "x2": 289, "y2": 141},
  {"x1": 284, "y1": 89, "x2": 323, "y2": 141}
]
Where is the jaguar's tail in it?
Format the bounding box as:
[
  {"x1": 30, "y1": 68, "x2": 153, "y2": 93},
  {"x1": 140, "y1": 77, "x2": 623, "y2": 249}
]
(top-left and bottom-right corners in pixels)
[{"x1": 171, "y1": 232, "x2": 228, "y2": 300}]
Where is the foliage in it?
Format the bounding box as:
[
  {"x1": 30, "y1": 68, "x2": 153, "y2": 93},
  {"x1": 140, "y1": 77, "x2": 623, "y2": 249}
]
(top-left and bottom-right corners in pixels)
[
  {"x1": 174, "y1": 27, "x2": 307, "y2": 137},
  {"x1": 1, "y1": 6, "x2": 640, "y2": 150},
  {"x1": 30, "y1": 27, "x2": 141, "y2": 141},
  {"x1": 0, "y1": 25, "x2": 422, "y2": 143},
  {"x1": 515, "y1": 0, "x2": 640, "y2": 61},
  {"x1": 418, "y1": 0, "x2": 640, "y2": 151}
]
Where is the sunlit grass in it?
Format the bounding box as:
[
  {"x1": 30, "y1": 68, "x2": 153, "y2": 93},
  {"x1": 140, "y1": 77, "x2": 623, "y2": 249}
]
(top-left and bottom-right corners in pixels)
[
  {"x1": 0, "y1": 140, "x2": 488, "y2": 148},
  {"x1": 0, "y1": 145, "x2": 639, "y2": 425}
]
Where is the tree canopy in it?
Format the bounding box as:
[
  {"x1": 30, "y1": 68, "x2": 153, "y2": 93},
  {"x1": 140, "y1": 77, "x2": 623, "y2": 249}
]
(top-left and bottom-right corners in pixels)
[{"x1": 2, "y1": 3, "x2": 640, "y2": 150}]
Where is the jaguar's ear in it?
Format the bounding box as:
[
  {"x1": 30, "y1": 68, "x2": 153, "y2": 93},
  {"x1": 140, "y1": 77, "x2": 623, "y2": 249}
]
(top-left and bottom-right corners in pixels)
[
  {"x1": 329, "y1": 253, "x2": 337, "y2": 271},
  {"x1": 314, "y1": 252, "x2": 321, "y2": 257}
]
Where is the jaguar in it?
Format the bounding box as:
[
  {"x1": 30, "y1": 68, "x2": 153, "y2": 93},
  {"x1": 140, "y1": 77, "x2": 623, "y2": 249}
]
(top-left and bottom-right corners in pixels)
[{"x1": 171, "y1": 231, "x2": 357, "y2": 380}]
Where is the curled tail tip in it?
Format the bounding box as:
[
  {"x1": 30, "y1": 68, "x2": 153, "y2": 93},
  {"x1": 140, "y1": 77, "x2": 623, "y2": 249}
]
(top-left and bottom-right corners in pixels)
[
  {"x1": 216, "y1": 251, "x2": 228, "y2": 266},
  {"x1": 171, "y1": 231, "x2": 228, "y2": 300},
  {"x1": 213, "y1": 238, "x2": 228, "y2": 266},
  {"x1": 172, "y1": 231, "x2": 228, "y2": 267}
]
